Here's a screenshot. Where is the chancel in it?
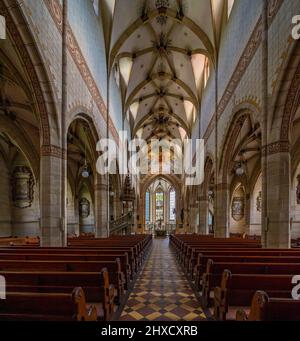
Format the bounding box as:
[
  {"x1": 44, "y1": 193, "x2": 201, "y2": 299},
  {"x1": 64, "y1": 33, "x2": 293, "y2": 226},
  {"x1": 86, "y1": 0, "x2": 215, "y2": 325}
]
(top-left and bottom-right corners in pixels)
[{"x1": 0, "y1": 0, "x2": 300, "y2": 323}]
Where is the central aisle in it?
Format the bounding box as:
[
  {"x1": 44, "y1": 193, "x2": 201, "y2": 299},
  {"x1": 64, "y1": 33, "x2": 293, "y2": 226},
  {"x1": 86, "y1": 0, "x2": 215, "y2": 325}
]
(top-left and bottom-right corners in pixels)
[{"x1": 119, "y1": 238, "x2": 207, "y2": 321}]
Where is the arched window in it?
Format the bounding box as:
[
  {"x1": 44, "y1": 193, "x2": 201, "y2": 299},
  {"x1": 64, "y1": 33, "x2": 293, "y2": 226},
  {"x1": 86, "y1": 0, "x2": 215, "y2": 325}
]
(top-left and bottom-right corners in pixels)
[
  {"x1": 145, "y1": 191, "x2": 150, "y2": 223},
  {"x1": 169, "y1": 189, "x2": 176, "y2": 221},
  {"x1": 155, "y1": 191, "x2": 164, "y2": 221}
]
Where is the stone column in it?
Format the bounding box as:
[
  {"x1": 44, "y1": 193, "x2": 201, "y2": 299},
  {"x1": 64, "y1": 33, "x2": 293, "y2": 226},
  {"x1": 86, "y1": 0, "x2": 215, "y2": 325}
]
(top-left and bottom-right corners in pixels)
[
  {"x1": 244, "y1": 193, "x2": 251, "y2": 235},
  {"x1": 189, "y1": 204, "x2": 198, "y2": 233},
  {"x1": 199, "y1": 197, "x2": 209, "y2": 234},
  {"x1": 214, "y1": 184, "x2": 229, "y2": 238},
  {"x1": 74, "y1": 197, "x2": 80, "y2": 236},
  {"x1": 40, "y1": 151, "x2": 64, "y2": 246},
  {"x1": 262, "y1": 147, "x2": 290, "y2": 248},
  {"x1": 113, "y1": 194, "x2": 121, "y2": 219},
  {"x1": 94, "y1": 176, "x2": 108, "y2": 237}
]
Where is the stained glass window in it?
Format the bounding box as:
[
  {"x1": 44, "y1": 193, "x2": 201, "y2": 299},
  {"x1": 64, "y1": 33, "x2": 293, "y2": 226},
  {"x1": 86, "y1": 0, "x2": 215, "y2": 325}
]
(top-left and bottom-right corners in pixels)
[
  {"x1": 145, "y1": 191, "x2": 150, "y2": 223},
  {"x1": 155, "y1": 192, "x2": 164, "y2": 221},
  {"x1": 169, "y1": 189, "x2": 176, "y2": 221}
]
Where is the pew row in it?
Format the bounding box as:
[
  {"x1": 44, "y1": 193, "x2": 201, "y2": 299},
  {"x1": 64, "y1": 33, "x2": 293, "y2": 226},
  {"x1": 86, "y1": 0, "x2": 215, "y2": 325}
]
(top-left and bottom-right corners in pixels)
[
  {"x1": 202, "y1": 259, "x2": 300, "y2": 306},
  {"x1": 0, "y1": 268, "x2": 115, "y2": 321},
  {"x1": 214, "y1": 270, "x2": 295, "y2": 321},
  {"x1": 0, "y1": 287, "x2": 97, "y2": 321}
]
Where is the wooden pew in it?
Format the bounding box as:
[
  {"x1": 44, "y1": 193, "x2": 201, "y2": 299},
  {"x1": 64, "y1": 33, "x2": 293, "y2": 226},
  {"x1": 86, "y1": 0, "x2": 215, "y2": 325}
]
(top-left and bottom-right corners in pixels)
[
  {"x1": 202, "y1": 259, "x2": 300, "y2": 306},
  {"x1": 0, "y1": 252, "x2": 132, "y2": 289},
  {"x1": 0, "y1": 259, "x2": 124, "y2": 302},
  {"x1": 0, "y1": 268, "x2": 115, "y2": 321},
  {"x1": 169, "y1": 235, "x2": 261, "y2": 267},
  {"x1": 183, "y1": 243, "x2": 262, "y2": 271},
  {"x1": 213, "y1": 270, "x2": 295, "y2": 321},
  {"x1": 195, "y1": 254, "x2": 300, "y2": 290},
  {"x1": 0, "y1": 287, "x2": 97, "y2": 321},
  {"x1": 189, "y1": 248, "x2": 300, "y2": 277},
  {"x1": 0, "y1": 247, "x2": 138, "y2": 275},
  {"x1": 236, "y1": 291, "x2": 300, "y2": 321},
  {"x1": 0, "y1": 236, "x2": 40, "y2": 247},
  {"x1": 68, "y1": 235, "x2": 152, "y2": 262}
]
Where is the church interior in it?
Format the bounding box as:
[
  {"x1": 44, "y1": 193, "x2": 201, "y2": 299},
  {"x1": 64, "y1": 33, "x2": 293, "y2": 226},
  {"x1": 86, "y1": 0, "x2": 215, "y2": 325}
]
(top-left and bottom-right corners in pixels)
[{"x1": 0, "y1": 0, "x2": 300, "y2": 322}]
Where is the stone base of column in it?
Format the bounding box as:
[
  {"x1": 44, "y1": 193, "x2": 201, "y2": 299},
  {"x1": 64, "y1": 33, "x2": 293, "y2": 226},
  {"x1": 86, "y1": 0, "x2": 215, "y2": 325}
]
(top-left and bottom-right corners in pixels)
[
  {"x1": 266, "y1": 221, "x2": 290, "y2": 248},
  {"x1": 263, "y1": 150, "x2": 290, "y2": 248},
  {"x1": 40, "y1": 154, "x2": 64, "y2": 247}
]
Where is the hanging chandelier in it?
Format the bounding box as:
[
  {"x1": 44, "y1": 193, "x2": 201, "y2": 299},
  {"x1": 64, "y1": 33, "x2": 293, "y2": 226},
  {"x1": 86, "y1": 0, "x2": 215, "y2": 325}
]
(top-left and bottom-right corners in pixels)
[
  {"x1": 82, "y1": 163, "x2": 89, "y2": 178},
  {"x1": 235, "y1": 158, "x2": 245, "y2": 176}
]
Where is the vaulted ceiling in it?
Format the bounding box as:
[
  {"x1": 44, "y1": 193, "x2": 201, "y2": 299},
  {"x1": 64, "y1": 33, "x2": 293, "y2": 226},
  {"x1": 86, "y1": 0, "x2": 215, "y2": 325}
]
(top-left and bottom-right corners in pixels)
[{"x1": 102, "y1": 0, "x2": 231, "y2": 145}]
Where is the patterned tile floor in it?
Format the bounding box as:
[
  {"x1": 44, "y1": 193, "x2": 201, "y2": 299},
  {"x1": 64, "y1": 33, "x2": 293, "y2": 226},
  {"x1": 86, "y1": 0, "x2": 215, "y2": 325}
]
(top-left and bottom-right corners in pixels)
[{"x1": 119, "y1": 238, "x2": 207, "y2": 321}]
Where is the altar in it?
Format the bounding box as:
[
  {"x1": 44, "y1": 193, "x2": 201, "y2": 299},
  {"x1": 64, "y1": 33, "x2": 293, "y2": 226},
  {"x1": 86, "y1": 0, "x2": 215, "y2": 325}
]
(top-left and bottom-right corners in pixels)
[{"x1": 155, "y1": 229, "x2": 167, "y2": 238}]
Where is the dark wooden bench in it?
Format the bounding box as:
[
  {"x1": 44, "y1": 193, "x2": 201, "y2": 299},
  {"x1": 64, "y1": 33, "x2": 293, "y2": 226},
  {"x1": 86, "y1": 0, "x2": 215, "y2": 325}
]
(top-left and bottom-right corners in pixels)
[
  {"x1": 0, "y1": 259, "x2": 124, "y2": 302},
  {"x1": 202, "y1": 259, "x2": 300, "y2": 306},
  {"x1": 0, "y1": 236, "x2": 40, "y2": 247},
  {"x1": 0, "y1": 252, "x2": 132, "y2": 288},
  {"x1": 0, "y1": 247, "x2": 138, "y2": 274},
  {"x1": 0, "y1": 287, "x2": 97, "y2": 321},
  {"x1": 0, "y1": 268, "x2": 115, "y2": 321},
  {"x1": 236, "y1": 291, "x2": 300, "y2": 321},
  {"x1": 189, "y1": 248, "x2": 300, "y2": 277},
  {"x1": 214, "y1": 270, "x2": 295, "y2": 320},
  {"x1": 195, "y1": 254, "x2": 300, "y2": 290}
]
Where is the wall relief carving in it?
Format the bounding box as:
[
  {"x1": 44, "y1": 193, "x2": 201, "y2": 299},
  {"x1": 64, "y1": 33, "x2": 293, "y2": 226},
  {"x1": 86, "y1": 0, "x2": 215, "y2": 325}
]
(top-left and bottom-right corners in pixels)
[{"x1": 11, "y1": 166, "x2": 34, "y2": 209}]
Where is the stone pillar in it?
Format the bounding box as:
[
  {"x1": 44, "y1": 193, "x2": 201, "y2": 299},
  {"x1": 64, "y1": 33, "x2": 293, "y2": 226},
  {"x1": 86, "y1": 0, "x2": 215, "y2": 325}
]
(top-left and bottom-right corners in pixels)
[
  {"x1": 40, "y1": 152, "x2": 64, "y2": 246},
  {"x1": 94, "y1": 176, "x2": 108, "y2": 238},
  {"x1": 214, "y1": 184, "x2": 229, "y2": 238},
  {"x1": 113, "y1": 194, "x2": 121, "y2": 219},
  {"x1": 189, "y1": 204, "x2": 198, "y2": 233},
  {"x1": 244, "y1": 193, "x2": 251, "y2": 235},
  {"x1": 262, "y1": 148, "x2": 290, "y2": 248},
  {"x1": 74, "y1": 197, "x2": 80, "y2": 236},
  {"x1": 199, "y1": 198, "x2": 209, "y2": 235}
]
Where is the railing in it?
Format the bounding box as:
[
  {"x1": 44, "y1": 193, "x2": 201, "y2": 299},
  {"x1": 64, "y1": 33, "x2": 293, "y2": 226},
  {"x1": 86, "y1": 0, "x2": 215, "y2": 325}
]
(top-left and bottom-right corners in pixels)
[{"x1": 109, "y1": 213, "x2": 133, "y2": 236}]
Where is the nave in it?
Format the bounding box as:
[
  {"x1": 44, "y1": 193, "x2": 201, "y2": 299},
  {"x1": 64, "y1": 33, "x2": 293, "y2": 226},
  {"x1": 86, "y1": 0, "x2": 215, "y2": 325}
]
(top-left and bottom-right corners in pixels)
[
  {"x1": 1, "y1": 0, "x2": 300, "y2": 324},
  {"x1": 1, "y1": 233, "x2": 300, "y2": 321},
  {"x1": 119, "y1": 238, "x2": 206, "y2": 321}
]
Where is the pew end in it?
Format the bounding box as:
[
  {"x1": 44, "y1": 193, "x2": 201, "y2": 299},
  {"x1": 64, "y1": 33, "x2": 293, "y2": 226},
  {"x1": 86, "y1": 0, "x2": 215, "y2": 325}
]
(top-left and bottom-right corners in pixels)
[
  {"x1": 236, "y1": 309, "x2": 248, "y2": 321},
  {"x1": 213, "y1": 270, "x2": 231, "y2": 321}
]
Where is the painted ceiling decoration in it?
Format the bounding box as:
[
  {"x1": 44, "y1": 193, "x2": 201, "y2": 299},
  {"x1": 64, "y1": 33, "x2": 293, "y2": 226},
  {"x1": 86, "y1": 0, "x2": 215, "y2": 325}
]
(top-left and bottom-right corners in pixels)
[{"x1": 105, "y1": 0, "x2": 234, "y2": 170}]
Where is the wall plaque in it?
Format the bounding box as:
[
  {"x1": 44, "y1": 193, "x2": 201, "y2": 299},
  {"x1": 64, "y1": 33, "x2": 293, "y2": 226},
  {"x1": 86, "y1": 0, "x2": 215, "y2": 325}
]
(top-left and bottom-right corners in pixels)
[
  {"x1": 232, "y1": 196, "x2": 245, "y2": 221},
  {"x1": 11, "y1": 166, "x2": 34, "y2": 209}
]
